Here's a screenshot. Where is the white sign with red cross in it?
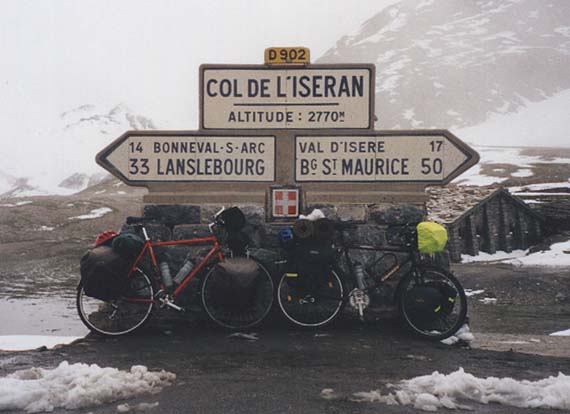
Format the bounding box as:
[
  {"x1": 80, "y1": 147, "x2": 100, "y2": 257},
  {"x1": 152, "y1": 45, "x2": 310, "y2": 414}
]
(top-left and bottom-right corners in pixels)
[{"x1": 272, "y1": 188, "x2": 299, "y2": 218}]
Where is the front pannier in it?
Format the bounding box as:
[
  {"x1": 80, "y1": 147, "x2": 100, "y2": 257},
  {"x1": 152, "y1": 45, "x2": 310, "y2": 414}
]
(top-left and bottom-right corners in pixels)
[{"x1": 80, "y1": 246, "x2": 132, "y2": 301}]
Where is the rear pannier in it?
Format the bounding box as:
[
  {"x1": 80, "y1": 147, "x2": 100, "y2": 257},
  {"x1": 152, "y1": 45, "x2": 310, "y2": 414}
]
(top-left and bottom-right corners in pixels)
[
  {"x1": 80, "y1": 246, "x2": 132, "y2": 301},
  {"x1": 208, "y1": 258, "x2": 261, "y2": 308}
]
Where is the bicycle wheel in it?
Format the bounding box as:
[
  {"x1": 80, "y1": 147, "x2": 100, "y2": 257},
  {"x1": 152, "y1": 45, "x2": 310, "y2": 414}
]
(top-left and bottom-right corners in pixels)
[
  {"x1": 77, "y1": 270, "x2": 154, "y2": 336},
  {"x1": 277, "y1": 269, "x2": 344, "y2": 328},
  {"x1": 398, "y1": 266, "x2": 467, "y2": 341},
  {"x1": 202, "y1": 259, "x2": 274, "y2": 330}
]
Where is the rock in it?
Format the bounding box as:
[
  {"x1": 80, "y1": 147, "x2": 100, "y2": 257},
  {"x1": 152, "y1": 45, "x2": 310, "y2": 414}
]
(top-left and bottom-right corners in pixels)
[
  {"x1": 144, "y1": 205, "x2": 200, "y2": 226},
  {"x1": 370, "y1": 203, "x2": 424, "y2": 225}
]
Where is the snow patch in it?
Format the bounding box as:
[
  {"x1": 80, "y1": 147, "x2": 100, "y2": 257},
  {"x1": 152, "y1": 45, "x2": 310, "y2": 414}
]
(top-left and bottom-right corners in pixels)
[
  {"x1": 0, "y1": 201, "x2": 32, "y2": 207},
  {"x1": 505, "y1": 240, "x2": 570, "y2": 267},
  {"x1": 511, "y1": 168, "x2": 533, "y2": 177},
  {"x1": 509, "y1": 180, "x2": 570, "y2": 193},
  {"x1": 550, "y1": 329, "x2": 570, "y2": 337},
  {"x1": 464, "y1": 289, "x2": 485, "y2": 297},
  {"x1": 0, "y1": 361, "x2": 175, "y2": 413},
  {"x1": 0, "y1": 336, "x2": 81, "y2": 351},
  {"x1": 117, "y1": 402, "x2": 160, "y2": 412},
  {"x1": 440, "y1": 324, "x2": 474, "y2": 346},
  {"x1": 347, "y1": 368, "x2": 570, "y2": 411},
  {"x1": 461, "y1": 249, "x2": 528, "y2": 263},
  {"x1": 453, "y1": 89, "x2": 570, "y2": 148},
  {"x1": 69, "y1": 207, "x2": 113, "y2": 220}
]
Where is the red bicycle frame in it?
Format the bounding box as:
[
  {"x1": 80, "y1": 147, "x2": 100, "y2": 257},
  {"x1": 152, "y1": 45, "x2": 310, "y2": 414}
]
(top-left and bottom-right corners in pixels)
[{"x1": 128, "y1": 230, "x2": 225, "y2": 301}]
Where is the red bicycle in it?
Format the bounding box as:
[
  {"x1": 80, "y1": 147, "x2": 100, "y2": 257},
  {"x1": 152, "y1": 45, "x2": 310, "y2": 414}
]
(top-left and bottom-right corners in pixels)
[{"x1": 76, "y1": 207, "x2": 274, "y2": 336}]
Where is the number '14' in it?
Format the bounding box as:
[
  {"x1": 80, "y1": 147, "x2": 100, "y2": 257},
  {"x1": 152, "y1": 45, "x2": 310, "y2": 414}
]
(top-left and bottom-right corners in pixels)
[{"x1": 129, "y1": 142, "x2": 143, "y2": 153}]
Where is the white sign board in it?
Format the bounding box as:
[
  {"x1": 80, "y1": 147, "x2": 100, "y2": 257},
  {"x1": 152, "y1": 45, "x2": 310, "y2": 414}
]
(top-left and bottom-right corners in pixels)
[
  {"x1": 295, "y1": 135, "x2": 474, "y2": 182},
  {"x1": 201, "y1": 67, "x2": 372, "y2": 130},
  {"x1": 102, "y1": 135, "x2": 275, "y2": 182}
]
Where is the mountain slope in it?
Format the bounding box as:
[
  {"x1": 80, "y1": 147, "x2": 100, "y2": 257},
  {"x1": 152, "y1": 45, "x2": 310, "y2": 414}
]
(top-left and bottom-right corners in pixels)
[
  {"x1": 1, "y1": 104, "x2": 156, "y2": 197},
  {"x1": 319, "y1": 0, "x2": 570, "y2": 135}
]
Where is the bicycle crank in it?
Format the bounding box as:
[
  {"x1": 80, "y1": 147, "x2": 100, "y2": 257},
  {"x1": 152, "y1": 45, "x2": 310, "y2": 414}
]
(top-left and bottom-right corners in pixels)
[
  {"x1": 156, "y1": 292, "x2": 184, "y2": 312},
  {"x1": 348, "y1": 288, "x2": 370, "y2": 321}
]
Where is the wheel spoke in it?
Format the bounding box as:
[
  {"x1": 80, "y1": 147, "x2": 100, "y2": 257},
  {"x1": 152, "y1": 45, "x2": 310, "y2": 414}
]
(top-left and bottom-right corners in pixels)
[
  {"x1": 399, "y1": 266, "x2": 467, "y2": 340},
  {"x1": 278, "y1": 270, "x2": 344, "y2": 327},
  {"x1": 77, "y1": 272, "x2": 154, "y2": 336}
]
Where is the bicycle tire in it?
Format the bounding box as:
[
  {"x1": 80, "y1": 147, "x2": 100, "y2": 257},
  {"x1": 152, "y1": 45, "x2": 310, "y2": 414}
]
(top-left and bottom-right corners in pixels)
[
  {"x1": 201, "y1": 259, "x2": 274, "y2": 330},
  {"x1": 77, "y1": 270, "x2": 154, "y2": 336},
  {"x1": 277, "y1": 269, "x2": 344, "y2": 328},
  {"x1": 398, "y1": 266, "x2": 467, "y2": 341}
]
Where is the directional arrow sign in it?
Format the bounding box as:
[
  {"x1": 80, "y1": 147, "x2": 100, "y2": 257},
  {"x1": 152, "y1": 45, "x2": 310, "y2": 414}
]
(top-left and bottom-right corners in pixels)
[
  {"x1": 295, "y1": 130, "x2": 479, "y2": 184},
  {"x1": 96, "y1": 132, "x2": 276, "y2": 184}
]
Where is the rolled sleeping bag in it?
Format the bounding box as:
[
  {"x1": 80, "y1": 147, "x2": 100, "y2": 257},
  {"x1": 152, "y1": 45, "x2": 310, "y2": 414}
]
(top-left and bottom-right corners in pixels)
[{"x1": 293, "y1": 219, "x2": 314, "y2": 239}]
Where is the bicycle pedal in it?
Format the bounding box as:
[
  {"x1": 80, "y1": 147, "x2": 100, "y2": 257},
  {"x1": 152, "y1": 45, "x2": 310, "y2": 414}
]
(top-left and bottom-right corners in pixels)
[{"x1": 158, "y1": 296, "x2": 184, "y2": 312}]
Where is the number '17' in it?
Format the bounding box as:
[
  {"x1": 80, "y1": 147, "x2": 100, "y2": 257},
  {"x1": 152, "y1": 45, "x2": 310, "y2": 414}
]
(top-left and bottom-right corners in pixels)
[{"x1": 430, "y1": 140, "x2": 443, "y2": 152}]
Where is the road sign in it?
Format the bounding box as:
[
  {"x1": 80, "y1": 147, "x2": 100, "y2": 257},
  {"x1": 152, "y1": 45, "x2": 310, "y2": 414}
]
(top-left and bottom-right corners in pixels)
[
  {"x1": 96, "y1": 132, "x2": 276, "y2": 184},
  {"x1": 295, "y1": 131, "x2": 479, "y2": 184},
  {"x1": 264, "y1": 47, "x2": 310, "y2": 65},
  {"x1": 200, "y1": 64, "x2": 374, "y2": 130}
]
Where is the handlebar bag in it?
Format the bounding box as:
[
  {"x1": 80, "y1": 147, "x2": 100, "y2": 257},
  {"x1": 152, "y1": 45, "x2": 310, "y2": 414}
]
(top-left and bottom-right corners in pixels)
[
  {"x1": 80, "y1": 246, "x2": 131, "y2": 301},
  {"x1": 417, "y1": 222, "x2": 448, "y2": 254},
  {"x1": 218, "y1": 207, "x2": 246, "y2": 232}
]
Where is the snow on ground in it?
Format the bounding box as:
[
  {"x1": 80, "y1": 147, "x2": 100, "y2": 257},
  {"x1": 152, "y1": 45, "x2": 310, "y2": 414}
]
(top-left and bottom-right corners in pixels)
[
  {"x1": 452, "y1": 145, "x2": 570, "y2": 187},
  {"x1": 464, "y1": 289, "x2": 485, "y2": 297},
  {"x1": 0, "y1": 200, "x2": 32, "y2": 207},
  {"x1": 0, "y1": 336, "x2": 82, "y2": 352},
  {"x1": 509, "y1": 180, "x2": 570, "y2": 193},
  {"x1": 461, "y1": 241, "x2": 570, "y2": 266},
  {"x1": 441, "y1": 324, "x2": 474, "y2": 346},
  {"x1": 68, "y1": 207, "x2": 112, "y2": 220},
  {"x1": 344, "y1": 368, "x2": 570, "y2": 411},
  {"x1": 461, "y1": 250, "x2": 528, "y2": 263},
  {"x1": 550, "y1": 329, "x2": 570, "y2": 337},
  {"x1": 0, "y1": 361, "x2": 175, "y2": 413},
  {"x1": 505, "y1": 240, "x2": 570, "y2": 267},
  {"x1": 453, "y1": 89, "x2": 570, "y2": 149}
]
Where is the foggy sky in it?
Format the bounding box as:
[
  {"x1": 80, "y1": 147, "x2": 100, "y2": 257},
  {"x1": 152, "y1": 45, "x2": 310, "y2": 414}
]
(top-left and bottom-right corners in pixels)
[{"x1": 0, "y1": 0, "x2": 397, "y2": 130}]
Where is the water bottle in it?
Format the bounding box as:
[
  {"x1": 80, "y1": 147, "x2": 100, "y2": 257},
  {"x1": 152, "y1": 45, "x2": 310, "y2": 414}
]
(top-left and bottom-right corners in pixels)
[
  {"x1": 354, "y1": 263, "x2": 367, "y2": 290},
  {"x1": 173, "y1": 256, "x2": 194, "y2": 285},
  {"x1": 159, "y1": 262, "x2": 174, "y2": 289}
]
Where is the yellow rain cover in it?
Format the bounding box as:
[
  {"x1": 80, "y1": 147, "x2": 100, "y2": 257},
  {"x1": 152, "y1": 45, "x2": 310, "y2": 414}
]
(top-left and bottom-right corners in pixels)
[{"x1": 417, "y1": 222, "x2": 448, "y2": 253}]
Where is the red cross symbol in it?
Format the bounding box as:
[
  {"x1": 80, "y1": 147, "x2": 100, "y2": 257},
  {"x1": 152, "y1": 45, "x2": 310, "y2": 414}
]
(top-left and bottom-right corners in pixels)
[{"x1": 272, "y1": 189, "x2": 299, "y2": 218}]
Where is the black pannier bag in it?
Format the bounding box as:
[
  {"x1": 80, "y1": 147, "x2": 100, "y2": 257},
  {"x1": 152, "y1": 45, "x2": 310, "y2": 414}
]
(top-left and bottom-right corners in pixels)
[
  {"x1": 80, "y1": 245, "x2": 132, "y2": 301},
  {"x1": 112, "y1": 232, "x2": 145, "y2": 259},
  {"x1": 289, "y1": 239, "x2": 336, "y2": 291},
  {"x1": 208, "y1": 257, "x2": 261, "y2": 308}
]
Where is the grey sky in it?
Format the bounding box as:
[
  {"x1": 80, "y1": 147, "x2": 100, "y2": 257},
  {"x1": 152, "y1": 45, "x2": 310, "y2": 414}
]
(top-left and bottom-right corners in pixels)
[{"x1": 0, "y1": 0, "x2": 397, "y2": 130}]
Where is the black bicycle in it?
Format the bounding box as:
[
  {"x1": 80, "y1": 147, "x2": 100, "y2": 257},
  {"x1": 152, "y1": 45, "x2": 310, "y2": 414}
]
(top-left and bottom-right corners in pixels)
[{"x1": 276, "y1": 222, "x2": 468, "y2": 340}]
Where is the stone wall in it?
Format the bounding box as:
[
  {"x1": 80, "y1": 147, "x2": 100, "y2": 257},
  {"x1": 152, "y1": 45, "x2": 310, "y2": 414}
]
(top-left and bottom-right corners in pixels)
[{"x1": 122, "y1": 202, "x2": 427, "y2": 280}]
